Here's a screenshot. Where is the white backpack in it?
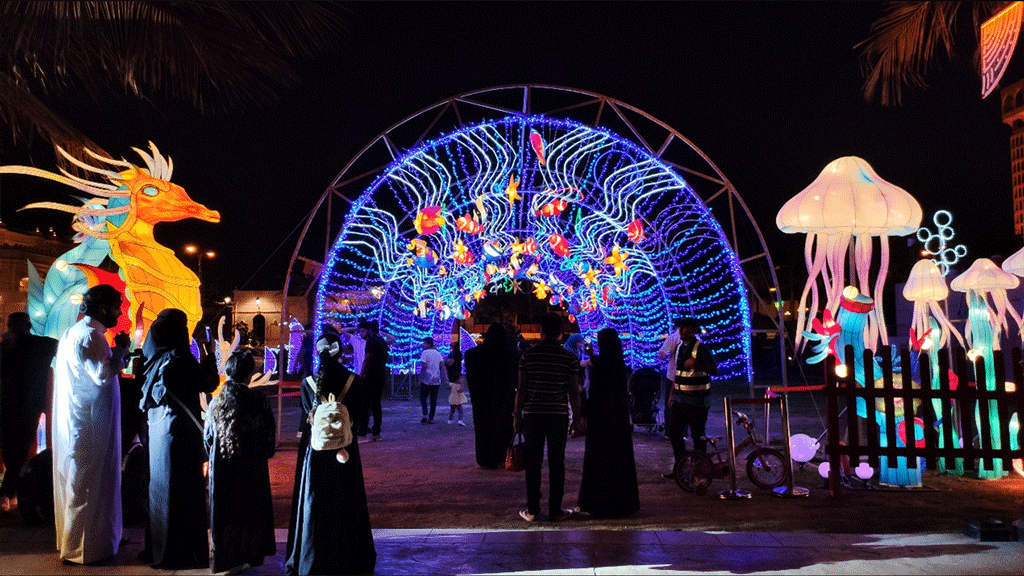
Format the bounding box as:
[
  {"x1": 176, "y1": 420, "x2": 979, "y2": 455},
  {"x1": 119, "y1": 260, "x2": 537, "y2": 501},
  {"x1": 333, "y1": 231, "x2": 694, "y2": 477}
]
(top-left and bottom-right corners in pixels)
[{"x1": 307, "y1": 373, "x2": 355, "y2": 451}]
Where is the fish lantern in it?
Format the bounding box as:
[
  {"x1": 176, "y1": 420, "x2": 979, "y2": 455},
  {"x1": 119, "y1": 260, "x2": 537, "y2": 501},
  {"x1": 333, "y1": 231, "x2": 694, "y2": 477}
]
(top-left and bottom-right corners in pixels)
[
  {"x1": 550, "y1": 294, "x2": 562, "y2": 306},
  {"x1": 580, "y1": 263, "x2": 599, "y2": 286},
  {"x1": 455, "y1": 213, "x2": 483, "y2": 234},
  {"x1": 414, "y1": 206, "x2": 446, "y2": 235},
  {"x1": 482, "y1": 240, "x2": 504, "y2": 262},
  {"x1": 533, "y1": 281, "x2": 551, "y2": 300},
  {"x1": 536, "y1": 199, "x2": 569, "y2": 217},
  {"x1": 568, "y1": 313, "x2": 576, "y2": 323},
  {"x1": 523, "y1": 237, "x2": 539, "y2": 255},
  {"x1": 603, "y1": 285, "x2": 617, "y2": 302},
  {"x1": 525, "y1": 263, "x2": 539, "y2": 277},
  {"x1": 413, "y1": 250, "x2": 438, "y2": 269},
  {"x1": 408, "y1": 238, "x2": 429, "y2": 257},
  {"x1": 530, "y1": 130, "x2": 546, "y2": 166},
  {"x1": 548, "y1": 234, "x2": 570, "y2": 258},
  {"x1": 627, "y1": 219, "x2": 645, "y2": 243}
]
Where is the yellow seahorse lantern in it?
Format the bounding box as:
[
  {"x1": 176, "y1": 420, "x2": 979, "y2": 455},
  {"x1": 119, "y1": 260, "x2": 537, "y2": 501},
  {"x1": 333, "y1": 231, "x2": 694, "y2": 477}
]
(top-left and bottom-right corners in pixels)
[{"x1": 12, "y1": 143, "x2": 220, "y2": 339}]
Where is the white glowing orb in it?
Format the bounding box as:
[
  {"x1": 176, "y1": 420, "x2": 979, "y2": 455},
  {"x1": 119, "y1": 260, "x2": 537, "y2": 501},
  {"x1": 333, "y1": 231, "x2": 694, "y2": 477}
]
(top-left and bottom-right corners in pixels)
[
  {"x1": 789, "y1": 433, "x2": 820, "y2": 463},
  {"x1": 69, "y1": 293, "x2": 83, "y2": 305},
  {"x1": 855, "y1": 462, "x2": 874, "y2": 480},
  {"x1": 834, "y1": 363, "x2": 848, "y2": 378},
  {"x1": 818, "y1": 461, "x2": 830, "y2": 478}
]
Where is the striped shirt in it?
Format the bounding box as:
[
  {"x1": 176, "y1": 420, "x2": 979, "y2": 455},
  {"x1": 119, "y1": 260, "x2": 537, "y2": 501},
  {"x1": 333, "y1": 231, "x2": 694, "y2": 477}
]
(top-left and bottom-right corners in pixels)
[{"x1": 519, "y1": 341, "x2": 578, "y2": 415}]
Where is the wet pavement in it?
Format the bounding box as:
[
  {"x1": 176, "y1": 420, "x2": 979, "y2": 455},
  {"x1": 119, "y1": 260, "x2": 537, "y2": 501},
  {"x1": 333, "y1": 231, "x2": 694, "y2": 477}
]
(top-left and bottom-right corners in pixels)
[{"x1": 1, "y1": 379, "x2": 1022, "y2": 574}]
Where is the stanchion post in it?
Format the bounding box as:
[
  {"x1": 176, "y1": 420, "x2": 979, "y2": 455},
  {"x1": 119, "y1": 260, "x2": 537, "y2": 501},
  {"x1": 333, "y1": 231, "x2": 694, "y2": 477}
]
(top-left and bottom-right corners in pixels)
[
  {"x1": 773, "y1": 393, "x2": 810, "y2": 497},
  {"x1": 717, "y1": 396, "x2": 752, "y2": 500}
]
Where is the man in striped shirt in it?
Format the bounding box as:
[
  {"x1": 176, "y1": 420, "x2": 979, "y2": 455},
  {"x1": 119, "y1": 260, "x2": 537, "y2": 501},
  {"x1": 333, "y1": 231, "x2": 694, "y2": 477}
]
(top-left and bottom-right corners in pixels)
[{"x1": 514, "y1": 313, "x2": 582, "y2": 522}]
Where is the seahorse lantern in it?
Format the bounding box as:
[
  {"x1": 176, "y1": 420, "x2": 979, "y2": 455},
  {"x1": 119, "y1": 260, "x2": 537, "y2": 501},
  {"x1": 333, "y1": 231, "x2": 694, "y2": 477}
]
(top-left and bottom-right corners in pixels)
[{"x1": 8, "y1": 143, "x2": 220, "y2": 339}]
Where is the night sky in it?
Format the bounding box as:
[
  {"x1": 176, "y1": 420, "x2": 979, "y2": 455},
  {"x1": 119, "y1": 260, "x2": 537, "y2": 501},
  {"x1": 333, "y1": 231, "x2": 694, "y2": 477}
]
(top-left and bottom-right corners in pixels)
[{"x1": 1, "y1": 2, "x2": 1018, "y2": 297}]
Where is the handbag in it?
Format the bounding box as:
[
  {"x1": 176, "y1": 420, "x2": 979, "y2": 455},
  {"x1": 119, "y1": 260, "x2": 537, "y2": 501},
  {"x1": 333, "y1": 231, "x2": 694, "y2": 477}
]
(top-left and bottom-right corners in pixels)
[
  {"x1": 505, "y1": 432, "x2": 526, "y2": 472},
  {"x1": 307, "y1": 374, "x2": 355, "y2": 451}
]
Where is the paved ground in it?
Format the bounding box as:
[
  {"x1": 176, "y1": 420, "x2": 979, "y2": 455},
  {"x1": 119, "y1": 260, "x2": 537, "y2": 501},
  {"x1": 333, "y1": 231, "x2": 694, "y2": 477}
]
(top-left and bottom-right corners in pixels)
[{"x1": 1, "y1": 380, "x2": 1022, "y2": 574}]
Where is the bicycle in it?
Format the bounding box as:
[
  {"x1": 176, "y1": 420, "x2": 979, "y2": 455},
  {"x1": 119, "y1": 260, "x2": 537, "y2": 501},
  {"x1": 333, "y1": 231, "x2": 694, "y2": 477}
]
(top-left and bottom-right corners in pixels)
[{"x1": 674, "y1": 410, "x2": 790, "y2": 494}]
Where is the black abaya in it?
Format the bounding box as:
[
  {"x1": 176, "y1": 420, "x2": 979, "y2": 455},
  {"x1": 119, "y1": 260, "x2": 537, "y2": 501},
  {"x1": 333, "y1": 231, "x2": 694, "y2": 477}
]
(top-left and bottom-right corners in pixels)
[
  {"x1": 464, "y1": 345, "x2": 516, "y2": 469},
  {"x1": 285, "y1": 362, "x2": 376, "y2": 576},
  {"x1": 205, "y1": 381, "x2": 277, "y2": 573},
  {"x1": 141, "y1": 347, "x2": 219, "y2": 569},
  {"x1": 577, "y1": 355, "x2": 640, "y2": 518}
]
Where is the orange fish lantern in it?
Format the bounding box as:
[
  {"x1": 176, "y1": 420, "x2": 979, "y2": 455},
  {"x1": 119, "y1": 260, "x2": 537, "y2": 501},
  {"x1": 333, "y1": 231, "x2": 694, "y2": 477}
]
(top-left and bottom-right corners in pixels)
[
  {"x1": 549, "y1": 234, "x2": 570, "y2": 258},
  {"x1": 452, "y1": 240, "x2": 475, "y2": 265},
  {"x1": 627, "y1": 219, "x2": 645, "y2": 243},
  {"x1": 530, "y1": 130, "x2": 546, "y2": 166},
  {"x1": 536, "y1": 199, "x2": 569, "y2": 217},
  {"x1": 579, "y1": 263, "x2": 599, "y2": 287},
  {"x1": 523, "y1": 237, "x2": 539, "y2": 255},
  {"x1": 455, "y1": 213, "x2": 482, "y2": 234},
  {"x1": 414, "y1": 206, "x2": 445, "y2": 235}
]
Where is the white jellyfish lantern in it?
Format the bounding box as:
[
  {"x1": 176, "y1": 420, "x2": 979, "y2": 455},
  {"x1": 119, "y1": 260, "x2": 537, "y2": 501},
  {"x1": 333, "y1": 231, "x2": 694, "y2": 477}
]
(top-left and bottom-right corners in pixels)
[
  {"x1": 903, "y1": 259, "x2": 964, "y2": 350},
  {"x1": 950, "y1": 258, "x2": 1022, "y2": 351},
  {"x1": 777, "y1": 156, "x2": 922, "y2": 352}
]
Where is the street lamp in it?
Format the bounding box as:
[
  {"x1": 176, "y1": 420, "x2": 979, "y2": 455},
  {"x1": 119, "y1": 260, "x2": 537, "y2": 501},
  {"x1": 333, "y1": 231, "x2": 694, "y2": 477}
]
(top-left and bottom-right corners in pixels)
[{"x1": 183, "y1": 244, "x2": 216, "y2": 302}]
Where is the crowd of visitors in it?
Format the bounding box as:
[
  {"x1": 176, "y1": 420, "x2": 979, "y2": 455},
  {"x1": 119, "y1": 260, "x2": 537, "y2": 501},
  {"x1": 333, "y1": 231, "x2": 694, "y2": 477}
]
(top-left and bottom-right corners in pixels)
[{"x1": 0, "y1": 281, "x2": 719, "y2": 572}]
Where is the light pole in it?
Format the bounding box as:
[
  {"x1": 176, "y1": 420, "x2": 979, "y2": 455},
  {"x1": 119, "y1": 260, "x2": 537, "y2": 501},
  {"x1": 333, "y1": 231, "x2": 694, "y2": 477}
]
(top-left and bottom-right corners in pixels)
[{"x1": 184, "y1": 244, "x2": 216, "y2": 303}]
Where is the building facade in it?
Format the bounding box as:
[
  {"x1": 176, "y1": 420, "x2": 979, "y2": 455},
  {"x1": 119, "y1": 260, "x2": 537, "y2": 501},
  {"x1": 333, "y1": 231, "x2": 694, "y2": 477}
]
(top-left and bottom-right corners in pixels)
[
  {"x1": 0, "y1": 224, "x2": 73, "y2": 324},
  {"x1": 1001, "y1": 78, "x2": 1024, "y2": 235}
]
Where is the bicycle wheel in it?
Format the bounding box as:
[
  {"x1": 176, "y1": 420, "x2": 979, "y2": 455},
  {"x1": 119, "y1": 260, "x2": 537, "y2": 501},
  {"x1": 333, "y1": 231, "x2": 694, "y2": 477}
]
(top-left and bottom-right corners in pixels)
[
  {"x1": 674, "y1": 451, "x2": 714, "y2": 495},
  {"x1": 746, "y1": 448, "x2": 790, "y2": 489}
]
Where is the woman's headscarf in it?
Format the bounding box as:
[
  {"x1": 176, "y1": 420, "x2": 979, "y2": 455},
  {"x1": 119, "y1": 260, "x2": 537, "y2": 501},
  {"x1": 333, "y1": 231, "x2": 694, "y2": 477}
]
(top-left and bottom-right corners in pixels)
[
  {"x1": 563, "y1": 333, "x2": 585, "y2": 358},
  {"x1": 142, "y1": 308, "x2": 190, "y2": 359}
]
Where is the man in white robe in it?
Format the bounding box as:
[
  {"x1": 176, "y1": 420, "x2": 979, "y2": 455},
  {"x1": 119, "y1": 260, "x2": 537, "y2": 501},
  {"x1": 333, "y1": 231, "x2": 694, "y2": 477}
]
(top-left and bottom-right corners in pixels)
[{"x1": 52, "y1": 284, "x2": 124, "y2": 564}]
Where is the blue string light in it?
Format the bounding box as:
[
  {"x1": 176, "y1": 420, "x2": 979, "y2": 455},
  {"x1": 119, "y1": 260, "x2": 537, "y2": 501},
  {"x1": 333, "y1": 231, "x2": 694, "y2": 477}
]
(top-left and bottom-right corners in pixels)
[{"x1": 314, "y1": 116, "x2": 752, "y2": 380}]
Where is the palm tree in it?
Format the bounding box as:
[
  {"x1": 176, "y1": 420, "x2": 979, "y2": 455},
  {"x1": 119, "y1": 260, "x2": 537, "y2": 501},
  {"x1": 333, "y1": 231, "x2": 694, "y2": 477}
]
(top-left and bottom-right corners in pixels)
[
  {"x1": 858, "y1": 1, "x2": 1007, "y2": 105},
  {"x1": 0, "y1": 2, "x2": 344, "y2": 161}
]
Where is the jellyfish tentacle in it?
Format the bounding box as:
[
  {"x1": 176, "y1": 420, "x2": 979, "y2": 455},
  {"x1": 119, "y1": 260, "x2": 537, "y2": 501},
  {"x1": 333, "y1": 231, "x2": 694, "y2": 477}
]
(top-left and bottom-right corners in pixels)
[
  {"x1": 796, "y1": 232, "x2": 828, "y2": 350},
  {"x1": 927, "y1": 300, "x2": 963, "y2": 349},
  {"x1": 873, "y1": 237, "x2": 890, "y2": 348}
]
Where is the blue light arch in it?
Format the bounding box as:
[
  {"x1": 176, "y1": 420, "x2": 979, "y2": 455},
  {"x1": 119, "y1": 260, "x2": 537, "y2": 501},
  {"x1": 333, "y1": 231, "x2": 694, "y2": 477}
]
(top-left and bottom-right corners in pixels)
[{"x1": 286, "y1": 86, "x2": 787, "y2": 384}]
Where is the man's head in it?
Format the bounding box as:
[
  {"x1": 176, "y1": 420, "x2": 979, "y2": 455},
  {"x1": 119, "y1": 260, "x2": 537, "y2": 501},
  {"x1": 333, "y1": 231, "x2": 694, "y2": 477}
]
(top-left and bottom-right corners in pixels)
[
  {"x1": 678, "y1": 317, "x2": 700, "y2": 342},
  {"x1": 357, "y1": 320, "x2": 371, "y2": 340},
  {"x1": 540, "y1": 312, "x2": 562, "y2": 341},
  {"x1": 423, "y1": 337, "x2": 434, "y2": 348},
  {"x1": 6, "y1": 312, "x2": 32, "y2": 336},
  {"x1": 81, "y1": 284, "x2": 123, "y2": 329}
]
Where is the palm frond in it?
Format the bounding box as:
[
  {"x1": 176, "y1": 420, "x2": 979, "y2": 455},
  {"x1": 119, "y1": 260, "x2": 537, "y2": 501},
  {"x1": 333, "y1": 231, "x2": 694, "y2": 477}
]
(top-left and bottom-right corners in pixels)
[
  {"x1": 858, "y1": 1, "x2": 1007, "y2": 105},
  {"x1": 0, "y1": 1, "x2": 347, "y2": 112}
]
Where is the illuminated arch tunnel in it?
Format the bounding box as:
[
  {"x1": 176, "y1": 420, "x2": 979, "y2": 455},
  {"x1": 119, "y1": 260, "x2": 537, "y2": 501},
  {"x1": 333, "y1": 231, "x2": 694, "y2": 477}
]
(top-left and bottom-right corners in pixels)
[{"x1": 314, "y1": 115, "x2": 751, "y2": 380}]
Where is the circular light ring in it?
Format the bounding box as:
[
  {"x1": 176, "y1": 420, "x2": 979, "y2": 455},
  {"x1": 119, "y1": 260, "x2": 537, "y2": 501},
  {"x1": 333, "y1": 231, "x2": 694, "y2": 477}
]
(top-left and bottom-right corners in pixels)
[{"x1": 315, "y1": 115, "x2": 750, "y2": 379}]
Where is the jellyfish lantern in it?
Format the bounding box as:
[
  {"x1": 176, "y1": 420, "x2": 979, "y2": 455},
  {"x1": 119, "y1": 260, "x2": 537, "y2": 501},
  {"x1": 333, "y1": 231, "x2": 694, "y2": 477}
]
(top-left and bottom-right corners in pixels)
[
  {"x1": 950, "y1": 258, "x2": 1023, "y2": 478},
  {"x1": 903, "y1": 259, "x2": 965, "y2": 474},
  {"x1": 777, "y1": 157, "x2": 922, "y2": 352}
]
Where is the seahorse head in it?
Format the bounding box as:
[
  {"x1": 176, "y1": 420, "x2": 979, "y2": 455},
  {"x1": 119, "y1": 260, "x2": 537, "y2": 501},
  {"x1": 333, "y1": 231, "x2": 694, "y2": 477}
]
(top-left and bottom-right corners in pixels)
[{"x1": 15, "y1": 142, "x2": 219, "y2": 238}]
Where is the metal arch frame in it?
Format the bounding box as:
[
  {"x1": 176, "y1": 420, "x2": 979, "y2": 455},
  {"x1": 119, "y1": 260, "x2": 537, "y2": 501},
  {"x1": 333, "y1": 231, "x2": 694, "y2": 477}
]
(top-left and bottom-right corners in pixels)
[{"x1": 282, "y1": 85, "x2": 789, "y2": 390}]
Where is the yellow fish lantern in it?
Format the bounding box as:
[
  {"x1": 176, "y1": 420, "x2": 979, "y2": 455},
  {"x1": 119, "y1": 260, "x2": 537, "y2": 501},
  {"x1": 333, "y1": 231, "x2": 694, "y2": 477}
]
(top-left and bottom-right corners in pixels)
[
  {"x1": 604, "y1": 244, "x2": 629, "y2": 277},
  {"x1": 505, "y1": 174, "x2": 522, "y2": 205},
  {"x1": 579, "y1": 263, "x2": 599, "y2": 286},
  {"x1": 414, "y1": 206, "x2": 445, "y2": 235}
]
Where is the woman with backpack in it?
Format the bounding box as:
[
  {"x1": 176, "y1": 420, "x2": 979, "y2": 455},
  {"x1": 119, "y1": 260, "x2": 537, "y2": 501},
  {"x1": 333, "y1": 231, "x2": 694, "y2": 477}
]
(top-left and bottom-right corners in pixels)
[
  {"x1": 285, "y1": 332, "x2": 376, "y2": 575},
  {"x1": 205, "y1": 350, "x2": 276, "y2": 573}
]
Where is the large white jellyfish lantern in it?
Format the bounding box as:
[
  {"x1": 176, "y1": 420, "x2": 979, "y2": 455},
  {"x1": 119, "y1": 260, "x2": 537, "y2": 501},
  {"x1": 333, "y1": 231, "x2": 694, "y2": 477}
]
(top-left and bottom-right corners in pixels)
[
  {"x1": 950, "y1": 258, "x2": 1022, "y2": 479},
  {"x1": 903, "y1": 259, "x2": 965, "y2": 474},
  {"x1": 777, "y1": 156, "x2": 922, "y2": 352}
]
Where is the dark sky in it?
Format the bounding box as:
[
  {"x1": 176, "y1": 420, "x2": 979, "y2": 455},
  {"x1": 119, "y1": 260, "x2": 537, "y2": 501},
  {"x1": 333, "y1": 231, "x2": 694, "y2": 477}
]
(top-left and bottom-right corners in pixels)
[{"x1": 1, "y1": 2, "x2": 1018, "y2": 296}]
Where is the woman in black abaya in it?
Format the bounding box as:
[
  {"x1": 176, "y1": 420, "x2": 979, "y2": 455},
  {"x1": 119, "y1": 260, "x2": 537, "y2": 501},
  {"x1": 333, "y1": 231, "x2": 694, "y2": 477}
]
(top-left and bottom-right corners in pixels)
[
  {"x1": 286, "y1": 332, "x2": 376, "y2": 575},
  {"x1": 205, "y1": 350, "x2": 277, "y2": 573},
  {"x1": 576, "y1": 328, "x2": 639, "y2": 518},
  {"x1": 464, "y1": 323, "x2": 517, "y2": 469},
  {"x1": 139, "y1": 309, "x2": 219, "y2": 569}
]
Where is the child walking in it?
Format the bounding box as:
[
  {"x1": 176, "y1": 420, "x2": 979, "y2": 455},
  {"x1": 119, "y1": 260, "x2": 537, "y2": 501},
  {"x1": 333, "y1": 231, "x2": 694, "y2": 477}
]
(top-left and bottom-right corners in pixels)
[{"x1": 446, "y1": 347, "x2": 466, "y2": 425}]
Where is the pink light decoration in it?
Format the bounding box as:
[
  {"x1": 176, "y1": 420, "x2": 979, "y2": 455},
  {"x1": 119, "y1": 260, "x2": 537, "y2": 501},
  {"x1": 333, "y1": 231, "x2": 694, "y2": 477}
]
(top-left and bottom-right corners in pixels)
[{"x1": 981, "y1": 1, "x2": 1023, "y2": 98}]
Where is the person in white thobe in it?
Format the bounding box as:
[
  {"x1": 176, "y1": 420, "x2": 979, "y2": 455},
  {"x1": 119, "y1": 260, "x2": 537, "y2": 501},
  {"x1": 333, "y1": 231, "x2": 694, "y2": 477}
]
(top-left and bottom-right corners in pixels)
[{"x1": 52, "y1": 284, "x2": 123, "y2": 564}]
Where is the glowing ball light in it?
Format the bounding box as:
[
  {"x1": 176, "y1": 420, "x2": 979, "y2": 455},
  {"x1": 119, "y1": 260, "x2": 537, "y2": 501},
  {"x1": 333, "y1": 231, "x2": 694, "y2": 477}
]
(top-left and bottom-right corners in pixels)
[
  {"x1": 855, "y1": 462, "x2": 874, "y2": 480},
  {"x1": 789, "y1": 433, "x2": 819, "y2": 463}
]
